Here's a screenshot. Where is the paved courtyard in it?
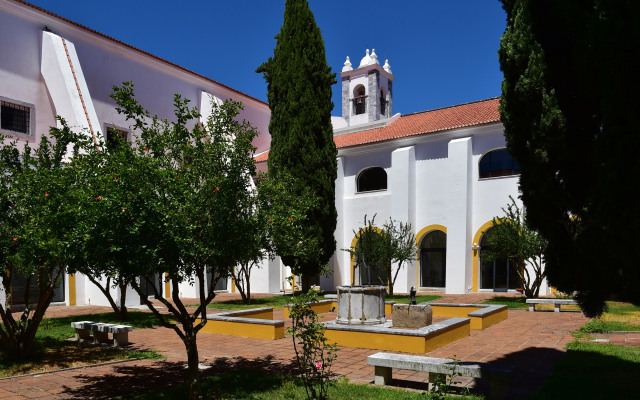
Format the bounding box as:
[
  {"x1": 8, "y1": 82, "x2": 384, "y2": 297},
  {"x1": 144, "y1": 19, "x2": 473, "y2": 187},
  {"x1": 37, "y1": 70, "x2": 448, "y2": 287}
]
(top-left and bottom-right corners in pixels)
[{"x1": 0, "y1": 293, "x2": 589, "y2": 399}]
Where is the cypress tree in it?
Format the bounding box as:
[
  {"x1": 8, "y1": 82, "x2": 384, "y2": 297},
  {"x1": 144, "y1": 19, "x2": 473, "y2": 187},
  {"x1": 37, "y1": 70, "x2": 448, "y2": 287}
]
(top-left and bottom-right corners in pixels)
[
  {"x1": 499, "y1": 0, "x2": 640, "y2": 317},
  {"x1": 257, "y1": 0, "x2": 337, "y2": 288}
]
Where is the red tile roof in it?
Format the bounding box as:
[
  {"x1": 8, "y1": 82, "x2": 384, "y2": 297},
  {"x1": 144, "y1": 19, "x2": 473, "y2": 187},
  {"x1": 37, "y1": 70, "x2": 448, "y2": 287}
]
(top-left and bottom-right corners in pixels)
[
  {"x1": 12, "y1": 0, "x2": 267, "y2": 107},
  {"x1": 255, "y1": 98, "x2": 500, "y2": 162},
  {"x1": 335, "y1": 97, "x2": 500, "y2": 149}
]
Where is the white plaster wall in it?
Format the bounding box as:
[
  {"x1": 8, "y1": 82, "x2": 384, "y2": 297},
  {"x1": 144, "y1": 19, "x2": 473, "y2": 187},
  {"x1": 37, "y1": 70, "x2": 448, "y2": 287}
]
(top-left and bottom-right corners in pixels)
[
  {"x1": 249, "y1": 258, "x2": 273, "y2": 294},
  {"x1": 0, "y1": 283, "x2": 5, "y2": 308},
  {"x1": 78, "y1": 274, "x2": 112, "y2": 306},
  {"x1": 0, "y1": 10, "x2": 58, "y2": 147},
  {"x1": 1, "y1": 4, "x2": 272, "y2": 305}
]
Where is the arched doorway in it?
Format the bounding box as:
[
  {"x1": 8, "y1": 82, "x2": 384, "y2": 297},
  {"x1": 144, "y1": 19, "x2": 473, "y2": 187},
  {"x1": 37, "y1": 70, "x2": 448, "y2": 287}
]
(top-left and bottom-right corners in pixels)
[
  {"x1": 420, "y1": 230, "x2": 446, "y2": 288},
  {"x1": 479, "y1": 228, "x2": 519, "y2": 291}
]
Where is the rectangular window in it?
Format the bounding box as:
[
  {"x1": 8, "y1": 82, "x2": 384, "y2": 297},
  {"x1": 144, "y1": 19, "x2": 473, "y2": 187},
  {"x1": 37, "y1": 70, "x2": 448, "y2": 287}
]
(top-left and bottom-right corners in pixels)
[
  {"x1": 105, "y1": 126, "x2": 129, "y2": 149},
  {"x1": 1, "y1": 100, "x2": 31, "y2": 135}
]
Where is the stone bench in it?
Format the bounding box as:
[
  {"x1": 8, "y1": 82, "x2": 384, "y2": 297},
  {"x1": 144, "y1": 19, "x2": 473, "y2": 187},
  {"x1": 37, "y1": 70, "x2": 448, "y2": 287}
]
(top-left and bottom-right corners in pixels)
[
  {"x1": 71, "y1": 321, "x2": 132, "y2": 347},
  {"x1": 526, "y1": 298, "x2": 578, "y2": 312},
  {"x1": 367, "y1": 352, "x2": 513, "y2": 400}
]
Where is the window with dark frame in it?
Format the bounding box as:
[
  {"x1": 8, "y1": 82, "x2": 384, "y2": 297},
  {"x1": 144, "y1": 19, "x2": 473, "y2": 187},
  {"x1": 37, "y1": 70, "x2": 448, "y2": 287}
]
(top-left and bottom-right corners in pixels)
[
  {"x1": 357, "y1": 167, "x2": 387, "y2": 192},
  {"x1": 479, "y1": 148, "x2": 520, "y2": 179},
  {"x1": 1, "y1": 100, "x2": 31, "y2": 135},
  {"x1": 380, "y1": 90, "x2": 386, "y2": 116},
  {"x1": 105, "y1": 126, "x2": 129, "y2": 149}
]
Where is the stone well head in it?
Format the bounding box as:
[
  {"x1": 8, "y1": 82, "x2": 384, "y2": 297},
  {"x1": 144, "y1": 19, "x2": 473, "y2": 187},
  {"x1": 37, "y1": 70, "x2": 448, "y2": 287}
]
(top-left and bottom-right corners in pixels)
[{"x1": 336, "y1": 285, "x2": 386, "y2": 325}]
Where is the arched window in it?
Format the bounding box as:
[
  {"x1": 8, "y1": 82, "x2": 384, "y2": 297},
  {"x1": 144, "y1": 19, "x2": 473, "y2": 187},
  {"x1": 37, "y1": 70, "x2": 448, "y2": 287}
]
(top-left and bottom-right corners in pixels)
[
  {"x1": 353, "y1": 85, "x2": 366, "y2": 115},
  {"x1": 380, "y1": 87, "x2": 387, "y2": 116},
  {"x1": 420, "y1": 230, "x2": 446, "y2": 288},
  {"x1": 479, "y1": 228, "x2": 519, "y2": 291},
  {"x1": 479, "y1": 148, "x2": 520, "y2": 179},
  {"x1": 357, "y1": 167, "x2": 387, "y2": 193}
]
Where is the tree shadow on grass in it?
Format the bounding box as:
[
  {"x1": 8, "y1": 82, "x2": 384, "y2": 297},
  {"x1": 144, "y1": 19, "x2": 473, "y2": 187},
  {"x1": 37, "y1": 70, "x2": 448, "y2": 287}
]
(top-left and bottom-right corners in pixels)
[
  {"x1": 383, "y1": 347, "x2": 567, "y2": 399},
  {"x1": 386, "y1": 344, "x2": 640, "y2": 399},
  {"x1": 61, "y1": 355, "x2": 298, "y2": 399}
]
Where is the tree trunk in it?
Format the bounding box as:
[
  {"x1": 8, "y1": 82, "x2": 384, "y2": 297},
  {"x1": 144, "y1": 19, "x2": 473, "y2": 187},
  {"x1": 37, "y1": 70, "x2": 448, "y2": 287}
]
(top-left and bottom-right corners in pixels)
[
  {"x1": 184, "y1": 332, "x2": 202, "y2": 400},
  {"x1": 117, "y1": 278, "x2": 128, "y2": 321},
  {"x1": 301, "y1": 274, "x2": 311, "y2": 293}
]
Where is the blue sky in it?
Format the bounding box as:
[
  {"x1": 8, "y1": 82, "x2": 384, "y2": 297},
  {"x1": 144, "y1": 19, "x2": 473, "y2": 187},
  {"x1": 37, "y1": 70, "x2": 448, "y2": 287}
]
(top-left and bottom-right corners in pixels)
[{"x1": 27, "y1": 1, "x2": 507, "y2": 116}]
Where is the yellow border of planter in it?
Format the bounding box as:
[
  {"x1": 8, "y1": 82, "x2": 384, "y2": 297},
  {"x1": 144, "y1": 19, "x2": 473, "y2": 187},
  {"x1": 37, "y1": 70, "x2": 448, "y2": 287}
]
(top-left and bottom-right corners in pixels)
[
  {"x1": 283, "y1": 300, "x2": 396, "y2": 318},
  {"x1": 325, "y1": 319, "x2": 471, "y2": 354},
  {"x1": 284, "y1": 300, "x2": 336, "y2": 318},
  {"x1": 429, "y1": 304, "x2": 508, "y2": 330},
  {"x1": 196, "y1": 308, "x2": 285, "y2": 340}
]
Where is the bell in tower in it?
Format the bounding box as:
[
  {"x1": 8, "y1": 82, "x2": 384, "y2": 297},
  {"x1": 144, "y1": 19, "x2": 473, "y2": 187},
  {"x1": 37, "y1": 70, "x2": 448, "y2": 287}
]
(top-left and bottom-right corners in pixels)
[{"x1": 340, "y1": 49, "x2": 394, "y2": 127}]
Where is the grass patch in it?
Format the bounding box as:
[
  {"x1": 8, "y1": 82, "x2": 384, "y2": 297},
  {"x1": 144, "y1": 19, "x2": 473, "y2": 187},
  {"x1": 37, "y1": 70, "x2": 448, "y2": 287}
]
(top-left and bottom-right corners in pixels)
[
  {"x1": 0, "y1": 311, "x2": 166, "y2": 377},
  {"x1": 203, "y1": 294, "x2": 442, "y2": 311},
  {"x1": 534, "y1": 341, "x2": 640, "y2": 399},
  {"x1": 205, "y1": 295, "x2": 295, "y2": 310},
  {"x1": 481, "y1": 296, "x2": 528, "y2": 309},
  {"x1": 387, "y1": 294, "x2": 441, "y2": 304},
  {"x1": 578, "y1": 301, "x2": 640, "y2": 333},
  {"x1": 130, "y1": 368, "x2": 481, "y2": 399}
]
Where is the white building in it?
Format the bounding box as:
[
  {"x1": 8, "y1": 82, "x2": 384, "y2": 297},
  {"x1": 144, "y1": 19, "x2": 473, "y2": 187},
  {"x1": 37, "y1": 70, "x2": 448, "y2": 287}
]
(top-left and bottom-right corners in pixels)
[
  {"x1": 1, "y1": 0, "x2": 547, "y2": 309},
  {"x1": 0, "y1": 0, "x2": 271, "y2": 307},
  {"x1": 257, "y1": 49, "x2": 549, "y2": 296}
]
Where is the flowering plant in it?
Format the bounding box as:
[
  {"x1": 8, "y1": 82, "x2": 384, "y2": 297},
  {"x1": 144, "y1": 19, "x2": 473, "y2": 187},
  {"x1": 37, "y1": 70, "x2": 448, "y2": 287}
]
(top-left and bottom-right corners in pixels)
[{"x1": 288, "y1": 288, "x2": 338, "y2": 399}]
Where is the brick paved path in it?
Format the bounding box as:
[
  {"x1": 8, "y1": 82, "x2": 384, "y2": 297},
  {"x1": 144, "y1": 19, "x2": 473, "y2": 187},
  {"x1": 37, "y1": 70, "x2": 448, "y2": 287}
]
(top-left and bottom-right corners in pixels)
[{"x1": 0, "y1": 294, "x2": 588, "y2": 399}]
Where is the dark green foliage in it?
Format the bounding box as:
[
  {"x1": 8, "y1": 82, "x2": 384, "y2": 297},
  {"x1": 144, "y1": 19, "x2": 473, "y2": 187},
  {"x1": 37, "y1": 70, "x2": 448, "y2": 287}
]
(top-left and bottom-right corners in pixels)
[
  {"x1": 483, "y1": 197, "x2": 547, "y2": 298},
  {"x1": 0, "y1": 124, "x2": 87, "y2": 359},
  {"x1": 257, "y1": 0, "x2": 337, "y2": 283},
  {"x1": 102, "y1": 83, "x2": 260, "y2": 400},
  {"x1": 499, "y1": 0, "x2": 640, "y2": 317}
]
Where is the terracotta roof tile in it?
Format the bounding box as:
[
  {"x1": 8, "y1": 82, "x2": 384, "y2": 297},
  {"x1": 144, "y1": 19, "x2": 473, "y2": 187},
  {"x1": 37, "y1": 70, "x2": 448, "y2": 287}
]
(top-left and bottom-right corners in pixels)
[
  {"x1": 254, "y1": 151, "x2": 269, "y2": 163},
  {"x1": 334, "y1": 98, "x2": 500, "y2": 149},
  {"x1": 254, "y1": 98, "x2": 500, "y2": 161}
]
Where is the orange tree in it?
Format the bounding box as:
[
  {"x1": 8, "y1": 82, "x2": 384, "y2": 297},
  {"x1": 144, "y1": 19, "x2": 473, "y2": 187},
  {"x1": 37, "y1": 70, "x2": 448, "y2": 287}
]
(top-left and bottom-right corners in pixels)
[
  {"x1": 0, "y1": 125, "x2": 86, "y2": 359},
  {"x1": 90, "y1": 83, "x2": 261, "y2": 400}
]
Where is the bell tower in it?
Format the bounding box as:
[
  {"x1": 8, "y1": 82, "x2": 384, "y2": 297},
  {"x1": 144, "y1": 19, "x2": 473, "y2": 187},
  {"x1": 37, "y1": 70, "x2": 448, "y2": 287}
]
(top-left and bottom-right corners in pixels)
[{"x1": 340, "y1": 49, "x2": 394, "y2": 127}]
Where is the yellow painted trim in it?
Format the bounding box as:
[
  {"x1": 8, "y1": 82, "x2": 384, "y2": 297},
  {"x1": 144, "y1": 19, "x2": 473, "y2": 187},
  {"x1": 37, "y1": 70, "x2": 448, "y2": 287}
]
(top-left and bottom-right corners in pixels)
[
  {"x1": 424, "y1": 320, "x2": 471, "y2": 352},
  {"x1": 68, "y1": 273, "x2": 76, "y2": 306},
  {"x1": 471, "y1": 220, "x2": 495, "y2": 292},
  {"x1": 474, "y1": 308, "x2": 509, "y2": 330},
  {"x1": 284, "y1": 301, "x2": 336, "y2": 319},
  {"x1": 349, "y1": 226, "x2": 384, "y2": 286},
  {"x1": 325, "y1": 319, "x2": 471, "y2": 353},
  {"x1": 196, "y1": 318, "x2": 284, "y2": 340},
  {"x1": 431, "y1": 304, "x2": 509, "y2": 330},
  {"x1": 431, "y1": 305, "x2": 483, "y2": 318},
  {"x1": 236, "y1": 309, "x2": 274, "y2": 320},
  {"x1": 385, "y1": 302, "x2": 394, "y2": 314},
  {"x1": 164, "y1": 272, "x2": 170, "y2": 298},
  {"x1": 414, "y1": 224, "x2": 448, "y2": 289}
]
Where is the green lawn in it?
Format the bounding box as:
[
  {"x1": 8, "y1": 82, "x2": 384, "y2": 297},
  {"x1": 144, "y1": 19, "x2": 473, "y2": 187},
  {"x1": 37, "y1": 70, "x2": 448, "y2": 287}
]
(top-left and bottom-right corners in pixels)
[
  {"x1": 130, "y1": 368, "x2": 482, "y2": 399},
  {"x1": 579, "y1": 301, "x2": 640, "y2": 333},
  {"x1": 0, "y1": 311, "x2": 164, "y2": 377},
  {"x1": 387, "y1": 294, "x2": 441, "y2": 304},
  {"x1": 205, "y1": 295, "x2": 295, "y2": 310},
  {"x1": 204, "y1": 294, "x2": 442, "y2": 311},
  {"x1": 534, "y1": 341, "x2": 640, "y2": 399}
]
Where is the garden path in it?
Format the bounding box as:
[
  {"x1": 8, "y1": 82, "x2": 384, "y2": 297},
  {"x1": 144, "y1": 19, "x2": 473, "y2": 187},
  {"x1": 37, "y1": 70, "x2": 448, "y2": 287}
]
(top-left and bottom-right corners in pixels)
[{"x1": 0, "y1": 293, "x2": 587, "y2": 399}]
